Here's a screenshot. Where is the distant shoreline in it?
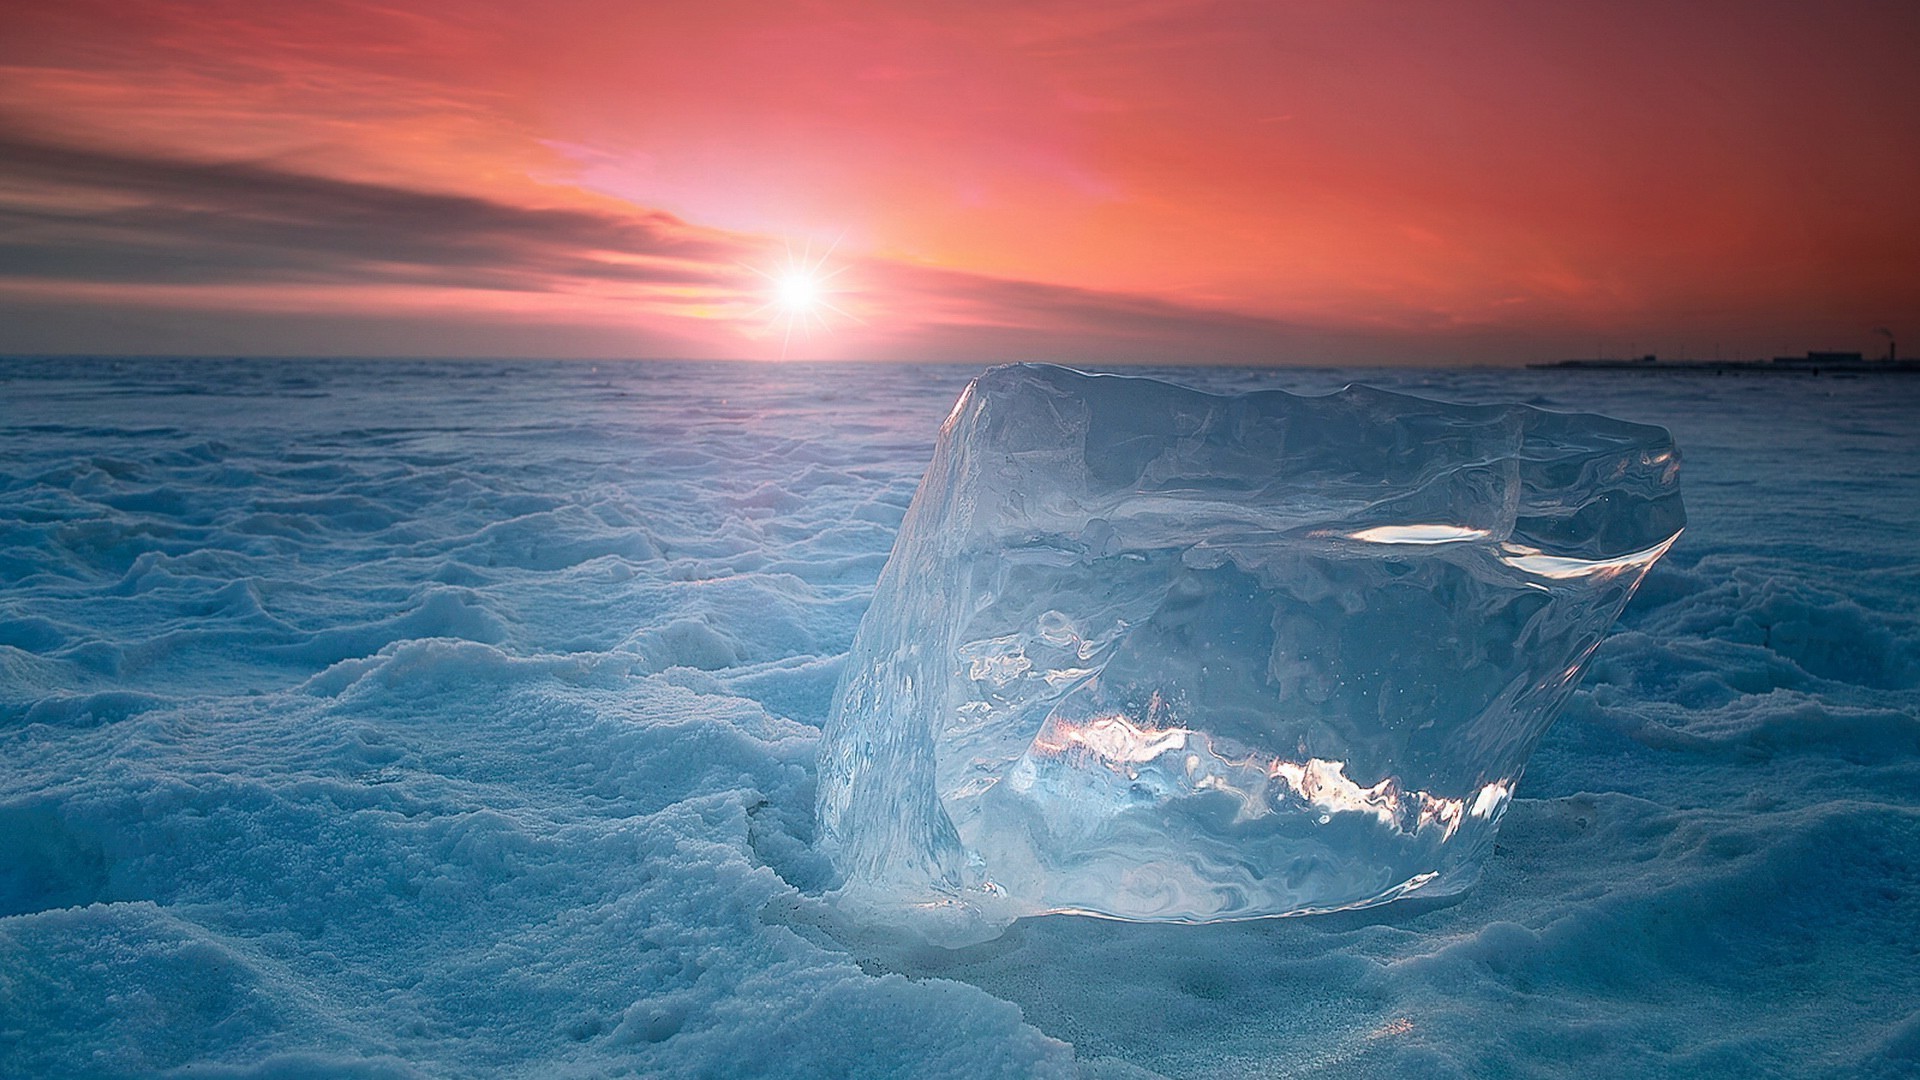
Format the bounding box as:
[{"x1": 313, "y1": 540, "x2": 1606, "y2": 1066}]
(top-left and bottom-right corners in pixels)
[{"x1": 1531, "y1": 356, "x2": 1920, "y2": 375}]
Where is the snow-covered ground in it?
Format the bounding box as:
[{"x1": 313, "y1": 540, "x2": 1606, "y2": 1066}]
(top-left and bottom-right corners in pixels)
[{"x1": 2, "y1": 358, "x2": 1915, "y2": 1079}]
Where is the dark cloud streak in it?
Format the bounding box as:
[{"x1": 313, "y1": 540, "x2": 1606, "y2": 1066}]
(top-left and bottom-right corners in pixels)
[{"x1": 0, "y1": 128, "x2": 745, "y2": 291}]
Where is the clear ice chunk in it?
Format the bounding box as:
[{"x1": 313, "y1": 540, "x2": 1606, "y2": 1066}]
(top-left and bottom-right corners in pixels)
[{"x1": 818, "y1": 364, "x2": 1684, "y2": 943}]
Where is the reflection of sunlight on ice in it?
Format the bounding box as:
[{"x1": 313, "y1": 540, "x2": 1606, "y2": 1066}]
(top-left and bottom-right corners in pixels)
[
  {"x1": 1342, "y1": 523, "x2": 1683, "y2": 587},
  {"x1": 1022, "y1": 711, "x2": 1509, "y2": 839},
  {"x1": 1470, "y1": 781, "x2": 1511, "y2": 818},
  {"x1": 1498, "y1": 533, "x2": 1678, "y2": 580},
  {"x1": 1346, "y1": 524, "x2": 1491, "y2": 544},
  {"x1": 1032, "y1": 713, "x2": 1191, "y2": 763}
]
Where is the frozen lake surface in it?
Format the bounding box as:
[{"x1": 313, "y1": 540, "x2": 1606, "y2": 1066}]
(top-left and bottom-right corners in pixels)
[{"x1": 3, "y1": 358, "x2": 1917, "y2": 1078}]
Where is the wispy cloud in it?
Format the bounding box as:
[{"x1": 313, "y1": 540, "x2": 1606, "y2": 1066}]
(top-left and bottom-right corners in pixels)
[
  {"x1": 854, "y1": 262, "x2": 1320, "y2": 362},
  {"x1": 0, "y1": 127, "x2": 1333, "y2": 360}
]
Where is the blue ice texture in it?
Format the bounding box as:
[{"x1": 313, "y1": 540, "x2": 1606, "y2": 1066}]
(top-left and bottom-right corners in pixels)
[{"x1": 819, "y1": 364, "x2": 1686, "y2": 942}]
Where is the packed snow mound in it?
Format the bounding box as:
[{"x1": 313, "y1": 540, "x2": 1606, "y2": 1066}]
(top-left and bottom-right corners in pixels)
[{"x1": 818, "y1": 364, "x2": 1685, "y2": 941}]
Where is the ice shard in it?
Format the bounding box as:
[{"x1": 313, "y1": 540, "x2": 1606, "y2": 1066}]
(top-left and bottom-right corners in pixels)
[{"x1": 817, "y1": 364, "x2": 1684, "y2": 943}]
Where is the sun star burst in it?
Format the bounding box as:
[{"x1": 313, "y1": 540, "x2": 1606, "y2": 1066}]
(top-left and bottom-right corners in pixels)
[{"x1": 745, "y1": 234, "x2": 857, "y2": 357}]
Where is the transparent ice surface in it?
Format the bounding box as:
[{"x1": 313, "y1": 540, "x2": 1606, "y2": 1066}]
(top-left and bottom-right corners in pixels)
[{"x1": 817, "y1": 364, "x2": 1685, "y2": 943}]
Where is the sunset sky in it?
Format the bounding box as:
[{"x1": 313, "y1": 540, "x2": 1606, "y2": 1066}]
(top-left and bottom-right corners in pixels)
[{"x1": 2, "y1": 0, "x2": 1915, "y2": 363}]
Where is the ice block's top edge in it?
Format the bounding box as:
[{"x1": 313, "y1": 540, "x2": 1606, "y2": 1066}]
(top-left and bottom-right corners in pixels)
[
  {"x1": 949, "y1": 363, "x2": 1685, "y2": 560},
  {"x1": 972, "y1": 362, "x2": 1681, "y2": 452}
]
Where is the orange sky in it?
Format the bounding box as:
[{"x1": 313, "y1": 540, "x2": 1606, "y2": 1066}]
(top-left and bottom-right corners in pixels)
[{"x1": 1, "y1": 0, "x2": 1915, "y2": 362}]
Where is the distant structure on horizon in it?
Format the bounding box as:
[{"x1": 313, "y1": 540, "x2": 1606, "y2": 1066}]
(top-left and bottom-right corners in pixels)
[{"x1": 1532, "y1": 344, "x2": 1917, "y2": 375}]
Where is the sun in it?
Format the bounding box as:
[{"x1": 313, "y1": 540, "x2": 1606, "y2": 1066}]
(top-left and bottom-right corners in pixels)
[
  {"x1": 776, "y1": 271, "x2": 820, "y2": 313},
  {"x1": 745, "y1": 235, "x2": 856, "y2": 356}
]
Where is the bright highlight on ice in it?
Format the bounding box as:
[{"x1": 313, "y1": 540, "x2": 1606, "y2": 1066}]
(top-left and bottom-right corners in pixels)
[{"x1": 1023, "y1": 711, "x2": 1510, "y2": 841}]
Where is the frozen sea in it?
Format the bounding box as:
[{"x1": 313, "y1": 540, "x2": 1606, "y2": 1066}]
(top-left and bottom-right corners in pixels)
[{"x1": 2, "y1": 357, "x2": 1916, "y2": 1079}]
